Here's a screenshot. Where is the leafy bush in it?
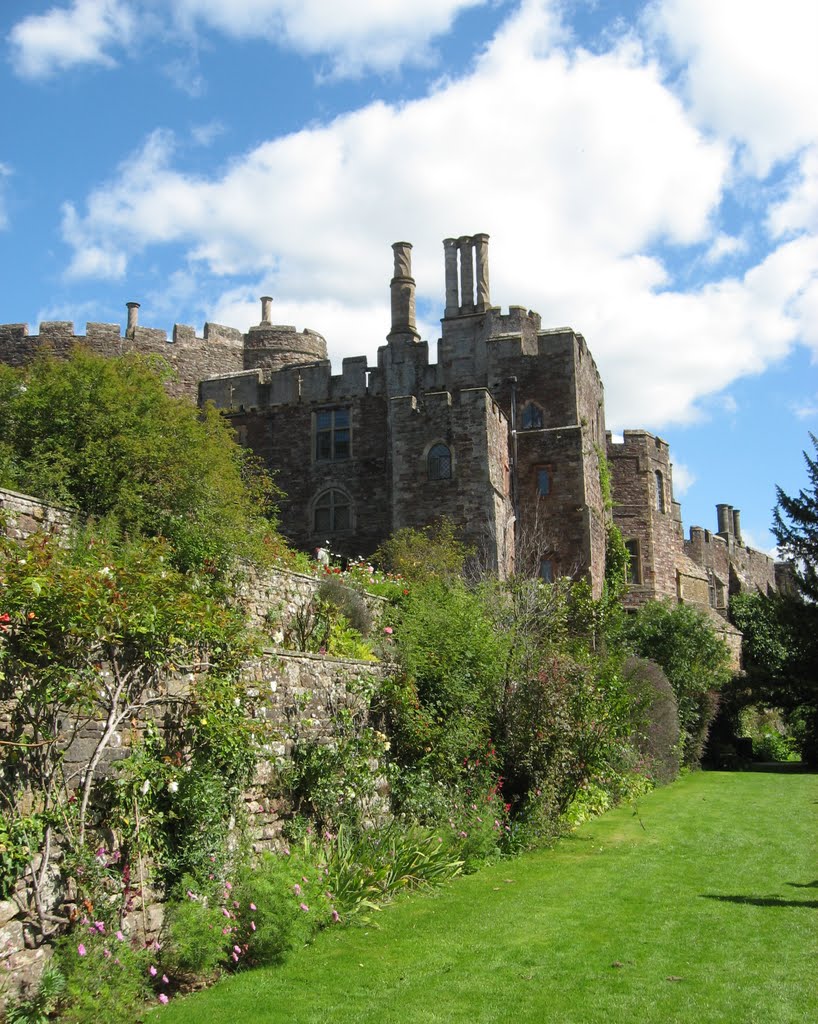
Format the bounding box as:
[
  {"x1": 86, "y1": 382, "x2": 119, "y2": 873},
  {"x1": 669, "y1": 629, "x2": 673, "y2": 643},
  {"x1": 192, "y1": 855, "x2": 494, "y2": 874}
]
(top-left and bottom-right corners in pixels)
[
  {"x1": 374, "y1": 520, "x2": 473, "y2": 582},
  {"x1": 0, "y1": 811, "x2": 44, "y2": 901},
  {"x1": 385, "y1": 578, "x2": 508, "y2": 782},
  {"x1": 624, "y1": 601, "x2": 731, "y2": 766},
  {"x1": 53, "y1": 925, "x2": 153, "y2": 1024},
  {"x1": 4, "y1": 961, "x2": 65, "y2": 1024},
  {"x1": 621, "y1": 656, "x2": 680, "y2": 784},
  {"x1": 497, "y1": 653, "x2": 633, "y2": 820}
]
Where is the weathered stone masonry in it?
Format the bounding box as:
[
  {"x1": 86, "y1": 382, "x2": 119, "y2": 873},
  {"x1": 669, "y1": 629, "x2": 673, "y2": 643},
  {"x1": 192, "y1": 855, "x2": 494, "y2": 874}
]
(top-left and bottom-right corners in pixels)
[{"x1": 0, "y1": 234, "x2": 787, "y2": 610}]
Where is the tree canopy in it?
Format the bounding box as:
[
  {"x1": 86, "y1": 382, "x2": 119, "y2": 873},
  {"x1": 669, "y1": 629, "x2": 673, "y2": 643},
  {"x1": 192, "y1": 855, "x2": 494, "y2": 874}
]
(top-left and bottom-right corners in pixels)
[
  {"x1": 772, "y1": 431, "x2": 818, "y2": 601},
  {"x1": 0, "y1": 348, "x2": 279, "y2": 574}
]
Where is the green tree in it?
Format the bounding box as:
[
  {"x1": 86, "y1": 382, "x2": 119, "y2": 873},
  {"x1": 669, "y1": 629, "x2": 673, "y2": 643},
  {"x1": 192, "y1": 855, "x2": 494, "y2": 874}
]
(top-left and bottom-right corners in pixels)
[
  {"x1": 772, "y1": 432, "x2": 818, "y2": 600},
  {"x1": 624, "y1": 601, "x2": 731, "y2": 766},
  {"x1": 0, "y1": 349, "x2": 278, "y2": 574}
]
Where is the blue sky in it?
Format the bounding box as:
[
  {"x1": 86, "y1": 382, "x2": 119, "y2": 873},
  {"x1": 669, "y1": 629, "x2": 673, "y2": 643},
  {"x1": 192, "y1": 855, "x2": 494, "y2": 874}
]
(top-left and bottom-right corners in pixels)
[{"x1": 2, "y1": 0, "x2": 816, "y2": 555}]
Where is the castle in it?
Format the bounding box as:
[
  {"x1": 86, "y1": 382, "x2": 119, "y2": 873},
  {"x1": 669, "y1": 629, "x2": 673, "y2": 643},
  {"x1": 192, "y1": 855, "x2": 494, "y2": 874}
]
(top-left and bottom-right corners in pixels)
[{"x1": 0, "y1": 234, "x2": 786, "y2": 655}]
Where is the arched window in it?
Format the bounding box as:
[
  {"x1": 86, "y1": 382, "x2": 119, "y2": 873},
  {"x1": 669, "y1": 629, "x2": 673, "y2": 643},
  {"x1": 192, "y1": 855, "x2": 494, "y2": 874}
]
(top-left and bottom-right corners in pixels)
[
  {"x1": 539, "y1": 557, "x2": 555, "y2": 583},
  {"x1": 313, "y1": 489, "x2": 351, "y2": 533},
  {"x1": 655, "y1": 470, "x2": 666, "y2": 513},
  {"x1": 427, "y1": 443, "x2": 452, "y2": 481},
  {"x1": 521, "y1": 402, "x2": 544, "y2": 430}
]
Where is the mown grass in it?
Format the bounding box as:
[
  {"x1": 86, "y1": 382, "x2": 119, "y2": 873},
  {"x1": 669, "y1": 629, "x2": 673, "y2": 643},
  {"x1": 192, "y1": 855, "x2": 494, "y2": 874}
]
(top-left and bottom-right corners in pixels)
[{"x1": 159, "y1": 771, "x2": 817, "y2": 1024}]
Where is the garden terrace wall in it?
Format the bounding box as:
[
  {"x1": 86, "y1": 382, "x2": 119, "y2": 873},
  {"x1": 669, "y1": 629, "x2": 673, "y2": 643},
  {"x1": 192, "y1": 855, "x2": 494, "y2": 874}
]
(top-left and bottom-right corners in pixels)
[
  {"x1": 242, "y1": 650, "x2": 389, "y2": 851},
  {"x1": 232, "y1": 561, "x2": 387, "y2": 637},
  {"x1": 0, "y1": 487, "x2": 73, "y2": 541},
  {"x1": 0, "y1": 648, "x2": 387, "y2": 1001}
]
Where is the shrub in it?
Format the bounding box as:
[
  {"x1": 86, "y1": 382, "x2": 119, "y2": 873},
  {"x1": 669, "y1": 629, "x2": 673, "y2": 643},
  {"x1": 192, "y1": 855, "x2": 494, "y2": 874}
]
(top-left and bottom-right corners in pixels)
[
  {"x1": 497, "y1": 653, "x2": 633, "y2": 821},
  {"x1": 624, "y1": 601, "x2": 731, "y2": 766},
  {"x1": 621, "y1": 656, "x2": 680, "y2": 784},
  {"x1": 53, "y1": 926, "x2": 153, "y2": 1024},
  {"x1": 385, "y1": 578, "x2": 508, "y2": 783}
]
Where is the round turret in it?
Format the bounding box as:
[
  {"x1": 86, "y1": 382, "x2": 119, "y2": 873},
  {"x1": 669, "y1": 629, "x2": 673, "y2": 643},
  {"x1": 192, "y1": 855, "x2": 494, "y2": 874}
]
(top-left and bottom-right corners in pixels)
[{"x1": 243, "y1": 297, "x2": 328, "y2": 373}]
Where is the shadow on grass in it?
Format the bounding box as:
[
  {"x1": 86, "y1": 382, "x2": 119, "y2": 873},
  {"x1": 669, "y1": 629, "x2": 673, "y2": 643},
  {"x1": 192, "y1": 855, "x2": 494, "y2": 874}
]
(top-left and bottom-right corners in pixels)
[
  {"x1": 788, "y1": 880, "x2": 818, "y2": 888},
  {"x1": 701, "y1": 894, "x2": 818, "y2": 909}
]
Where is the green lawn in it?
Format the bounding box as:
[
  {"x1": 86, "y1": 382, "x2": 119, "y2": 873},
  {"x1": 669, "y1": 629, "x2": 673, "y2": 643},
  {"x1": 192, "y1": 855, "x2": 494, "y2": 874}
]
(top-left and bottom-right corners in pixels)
[{"x1": 159, "y1": 771, "x2": 818, "y2": 1024}]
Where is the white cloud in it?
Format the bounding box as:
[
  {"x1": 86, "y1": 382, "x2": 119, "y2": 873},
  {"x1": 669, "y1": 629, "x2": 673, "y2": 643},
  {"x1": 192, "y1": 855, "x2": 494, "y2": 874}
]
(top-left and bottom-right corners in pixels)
[
  {"x1": 768, "y1": 145, "x2": 818, "y2": 239},
  {"x1": 57, "y1": 0, "x2": 818, "y2": 429},
  {"x1": 170, "y1": 0, "x2": 491, "y2": 76},
  {"x1": 791, "y1": 393, "x2": 818, "y2": 422},
  {"x1": 8, "y1": 0, "x2": 134, "y2": 78},
  {"x1": 190, "y1": 121, "x2": 225, "y2": 147},
  {"x1": 647, "y1": 0, "x2": 818, "y2": 175},
  {"x1": 8, "y1": 0, "x2": 491, "y2": 80},
  {"x1": 670, "y1": 461, "x2": 695, "y2": 497},
  {"x1": 704, "y1": 232, "x2": 747, "y2": 265}
]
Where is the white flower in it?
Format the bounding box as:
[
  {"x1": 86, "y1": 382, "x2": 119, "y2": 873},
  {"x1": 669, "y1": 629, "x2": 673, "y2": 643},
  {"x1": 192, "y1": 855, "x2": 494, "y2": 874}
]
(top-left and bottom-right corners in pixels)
[
  {"x1": 168, "y1": 780, "x2": 179, "y2": 794},
  {"x1": 140, "y1": 779, "x2": 150, "y2": 795}
]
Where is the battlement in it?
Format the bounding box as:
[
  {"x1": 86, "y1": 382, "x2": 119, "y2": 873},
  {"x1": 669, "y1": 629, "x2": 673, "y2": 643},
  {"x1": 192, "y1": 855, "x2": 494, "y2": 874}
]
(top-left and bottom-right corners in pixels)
[{"x1": 607, "y1": 429, "x2": 671, "y2": 458}]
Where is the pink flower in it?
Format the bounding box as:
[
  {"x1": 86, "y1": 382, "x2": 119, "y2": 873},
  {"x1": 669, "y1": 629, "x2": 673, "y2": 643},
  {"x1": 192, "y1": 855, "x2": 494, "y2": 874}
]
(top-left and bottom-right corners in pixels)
[
  {"x1": 384, "y1": 626, "x2": 393, "y2": 634},
  {"x1": 293, "y1": 883, "x2": 301, "y2": 896},
  {"x1": 233, "y1": 945, "x2": 241, "y2": 954},
  {"x1": 249, "y1": 903, "x2": 256, "y2": 911},
  {"x1": 331, "y1": 909, "x2": 340, "y2": 923},
  {"x1": 103, "y1": 949, "x2": 111, "y2": 959},
  {"x1": 224, "y1": 881, "x2": 232, "y2": 890},
  {"x1": 232, "y1": 952, "x2": 239, "y2": 962},
  {"x1": 250, "y1": 921, "x2": 256, "y2": 931},
  {"x1": 116, "y1": 930, "x2": 125, "y2": 942},
  {"x1": 222, "y1": 927, "x2": 231, "y2": 935},
  {"x1": 149, "y1": 965, "x2": 157, "y2": 977},
  {"x1": 158, "y1": 993, "x2": 169, "y2": 1005},
  {"x1": 222, "y1": 908, "x2": 231, "y2": 918},
  {"x1": 162, "y1": 975, "x2": 169, "y2": 984},
  {"x1": 94, "y1": 921, "x2": 105, "y2": 933},
  {"x1": 77, "y1": 944, "x2": 86, "y2": 957},
  {"x1": 299, "y1": 903, "x2": 309, "y2": 912}
]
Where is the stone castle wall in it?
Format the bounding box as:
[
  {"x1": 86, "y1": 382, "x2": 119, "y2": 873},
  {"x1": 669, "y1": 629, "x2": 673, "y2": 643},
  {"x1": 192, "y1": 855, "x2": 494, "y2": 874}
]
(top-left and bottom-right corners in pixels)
[
  {"x1": 0, "y1": 318, "x2": 243, "y2": 401},
  {"x1": 0, "y1": 488, "x2": 73, "y2": 541}
]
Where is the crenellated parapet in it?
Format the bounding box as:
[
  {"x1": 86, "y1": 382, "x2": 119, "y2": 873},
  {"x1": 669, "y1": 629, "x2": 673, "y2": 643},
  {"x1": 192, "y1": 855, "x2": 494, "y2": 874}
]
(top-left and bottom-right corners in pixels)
[{"x1": 0, "y1": 307, "x2": 245, "y2": 401}]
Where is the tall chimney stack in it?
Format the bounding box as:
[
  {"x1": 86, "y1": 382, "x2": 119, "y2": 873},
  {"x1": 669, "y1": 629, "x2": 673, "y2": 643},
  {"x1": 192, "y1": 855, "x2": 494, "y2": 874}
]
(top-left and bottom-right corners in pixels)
[
  {"x1": 126, "y1": 301, "x2": 140, "y2": 338},
  {"x1": 388, "y1": 241, "x2": 419, "y2": 341}
]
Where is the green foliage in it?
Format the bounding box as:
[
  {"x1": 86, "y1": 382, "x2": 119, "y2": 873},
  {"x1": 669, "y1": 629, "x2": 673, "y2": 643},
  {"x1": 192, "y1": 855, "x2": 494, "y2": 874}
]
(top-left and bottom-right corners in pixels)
[
  {"x1": 497, "y1": 653, "x2": 634, "y2": 818},
  {"x1": 3, "y1": 961, "x2": 65, "y2": 1024},
  {"x1": 0, "y1": 527, "x2": 257, "y2": 935},
  {"x1": 281, "y1": 726, "x2": 391, "y2": 830},
  {"x1": 282, "y1": 577, "x2": 377, "y2": 660},
  {"x1": 624, "y1": 600, "x2": 731, "y2": 766},
  {"x1": 621, "y1": 656, "x2": 680, "y2": 785},
  {"x1": 0, "y1": 810, "x2": 44, "y2": 901},
  {"x1": 53, "y1": 927, "x2": 153, "y2": 1024},
  {"x1": 384, "y1": 578, "x2": 508, "y2": 782},
  {"x1": 374, "y1": 519, "x2": 473, "y2": 582},
  {"x1": 772, "y1": 431, "x2": 818, "y2": 601},
  {"x1": 0, "y1": 349, "x2": 279, "y2": 574}
]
